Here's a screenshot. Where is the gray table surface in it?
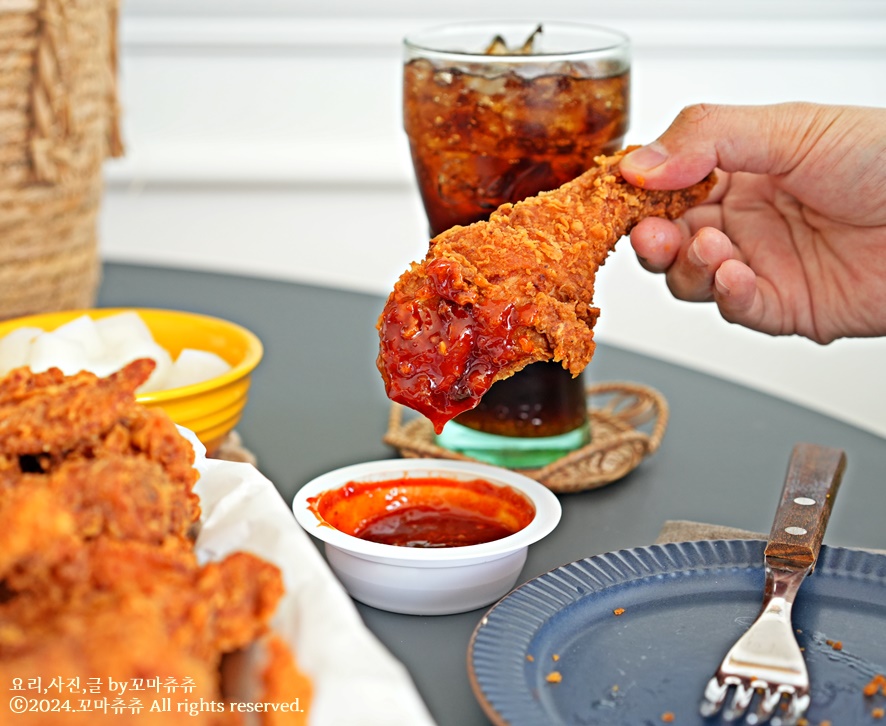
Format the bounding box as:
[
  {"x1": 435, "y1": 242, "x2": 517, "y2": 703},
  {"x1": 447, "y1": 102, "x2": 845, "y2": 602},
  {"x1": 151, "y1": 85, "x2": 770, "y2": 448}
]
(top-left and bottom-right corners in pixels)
[{"x1": 99, "y1": 262, "x2": 885, "y2": 726}]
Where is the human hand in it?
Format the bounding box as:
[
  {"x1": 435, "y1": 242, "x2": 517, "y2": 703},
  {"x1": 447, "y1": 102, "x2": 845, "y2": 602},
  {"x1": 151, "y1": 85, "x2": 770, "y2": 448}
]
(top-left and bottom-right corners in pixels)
[{"x1": 619, "y1": 102, "x2": 886, "y2": 343}]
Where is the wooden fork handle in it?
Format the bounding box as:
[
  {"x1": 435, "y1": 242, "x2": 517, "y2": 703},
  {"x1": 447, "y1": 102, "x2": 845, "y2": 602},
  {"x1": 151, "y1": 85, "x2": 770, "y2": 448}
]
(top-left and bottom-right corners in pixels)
[{"x1": 764, "y1": 443, "x2": 847, "y2": 570}]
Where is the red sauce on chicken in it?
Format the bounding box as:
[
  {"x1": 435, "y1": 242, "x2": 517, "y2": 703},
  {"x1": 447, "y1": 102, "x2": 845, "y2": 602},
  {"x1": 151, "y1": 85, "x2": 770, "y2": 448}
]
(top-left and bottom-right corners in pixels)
[{"x1": 376, "y1": 258, "x2": 537, "y2": 433}]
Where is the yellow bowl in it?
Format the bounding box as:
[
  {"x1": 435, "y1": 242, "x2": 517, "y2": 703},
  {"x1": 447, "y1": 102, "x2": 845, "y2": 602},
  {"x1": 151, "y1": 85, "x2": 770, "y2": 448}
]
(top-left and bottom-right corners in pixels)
[{"x1": 0, "y1": 308, "x2": 263, "y2": 455}]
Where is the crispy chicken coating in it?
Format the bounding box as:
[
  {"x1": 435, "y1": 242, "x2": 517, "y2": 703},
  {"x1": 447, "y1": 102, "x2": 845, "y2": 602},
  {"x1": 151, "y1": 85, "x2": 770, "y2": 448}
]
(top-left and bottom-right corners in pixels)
[
  {"x1": 0, "y1": 361, "x2": 305, "y2": 725},
  {"x1": 0, "y1": 360, "x2": 152, "y2": 456},
  {"x1": 1, "y1": 540, "x2": 283, "y2": 665},
  {"x1": 0, "y1": 360, "x2": 201, "y2": 528},
  {"x1": 0, "y1": 485, "x2": 77, "y2": 587},
  {"x1": 377, "y1": 149, "x2": 716, "y2": 431},
  {"x1": 0, "y1": 605, "x2": 233, "y2": 725},
  {"x1": 258, "y1": 635, "x2": 313, "y2": 726}
]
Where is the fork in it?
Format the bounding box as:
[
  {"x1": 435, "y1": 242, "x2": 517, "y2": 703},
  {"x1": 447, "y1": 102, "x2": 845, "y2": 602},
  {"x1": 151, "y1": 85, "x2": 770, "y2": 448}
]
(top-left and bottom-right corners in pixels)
[{"x1": 699, "y1": 443, "x2": 847, "y2": 725}]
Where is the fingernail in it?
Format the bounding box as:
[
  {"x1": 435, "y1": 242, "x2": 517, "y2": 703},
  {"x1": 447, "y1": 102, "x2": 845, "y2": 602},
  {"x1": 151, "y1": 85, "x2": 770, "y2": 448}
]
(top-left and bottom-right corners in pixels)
[
  {"x1": 714, "y1": 271, "x2": 730, "y2": 297},
  {"x1": 687, "y1": 237, "x2": 708, "y2": 267},
  {"x1": 624, "y1": 143, "x2": 668, "y2": 171}
]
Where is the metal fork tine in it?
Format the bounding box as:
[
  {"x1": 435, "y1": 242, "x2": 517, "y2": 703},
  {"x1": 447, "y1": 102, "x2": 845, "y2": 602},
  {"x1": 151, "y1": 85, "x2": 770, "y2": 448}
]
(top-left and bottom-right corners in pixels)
[
  {"x1": 770, "y1": 694, "x2": 809, "y2": 726},
  {"x1": 700, "y1": 677, "x2": 729, "y2": 717},
  {"x1": 723, "y1": 682, "x2": 756, "y2": 721},
  {"x1": 745, "y1": 687, "x2": 783, "y2": 725}
]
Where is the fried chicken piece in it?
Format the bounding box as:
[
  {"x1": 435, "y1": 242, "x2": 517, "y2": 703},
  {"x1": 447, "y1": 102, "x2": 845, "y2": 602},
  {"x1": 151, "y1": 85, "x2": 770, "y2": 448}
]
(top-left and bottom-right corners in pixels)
[
  {"x1": 0, "y1": 475, "x2": 188, "y2": 606},
  {"x1": 0, "y1": 539, "x2": 285, "y2": 724},
  {"x1": 0, "y1": 485, "x2": 78, "y2": 586},
  {"x1": 108, "y1": 540, "x2": 283, "y2": 660},
  {"x1": 164, "y1": 548, "x2": 285, "y2": 661},
  {"x1": 0, "y1": 565, "x2": 242, "y2": 725},
  {"x1": 0, "y1": 453, "x2": 198, "y2": 595},
  {"x1": 73, "y1": 411, "x2": 202, "y2": 531},
  {"x1": 0, "y1": 363, "x2": 304, "y2": 724},
  {"x1": 0, "y1": 359, "x2": 201, "y2": 530},
  {"x1": 1, "y1": 534, "x2": 283, "y2": 665},
  {"x1": 0, "y1": 615, "x2": 234, "y2": 725},
  {"x1": 257, "y1": 634, "x2": 313, "y2": 726},
  {"x1": 377, "y1": 148, "x2": 716, "y2": 431},
  {"x1": 0, "y1": 359, "x2": 154, "y2": 457},
  {"x1": 43, "y1": 457, "x2": 193, "y2": 544}
]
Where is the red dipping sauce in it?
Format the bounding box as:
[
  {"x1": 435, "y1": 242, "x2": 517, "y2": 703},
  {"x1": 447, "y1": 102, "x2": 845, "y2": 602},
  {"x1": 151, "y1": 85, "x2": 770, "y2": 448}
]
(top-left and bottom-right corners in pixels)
[{"x1": 307, "y1": 476, "x2": 536, "y2": 548}]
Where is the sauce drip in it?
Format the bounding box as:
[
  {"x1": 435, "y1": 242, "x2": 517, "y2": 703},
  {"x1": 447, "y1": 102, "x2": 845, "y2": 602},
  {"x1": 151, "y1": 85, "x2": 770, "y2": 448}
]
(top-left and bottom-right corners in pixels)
[
  {"x1": 307, "y1": 476, "x2": 535, "y2": 549},
  {"x1": 376, "y1": 258, "x2": 537, "y2": 433}
]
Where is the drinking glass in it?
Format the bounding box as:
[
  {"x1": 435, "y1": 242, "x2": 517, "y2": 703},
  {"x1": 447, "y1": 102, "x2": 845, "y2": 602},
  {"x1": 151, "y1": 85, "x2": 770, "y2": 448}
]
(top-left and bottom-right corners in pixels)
[{"x1": 402, "y1": 21, "x2": 630, "y2": 468}]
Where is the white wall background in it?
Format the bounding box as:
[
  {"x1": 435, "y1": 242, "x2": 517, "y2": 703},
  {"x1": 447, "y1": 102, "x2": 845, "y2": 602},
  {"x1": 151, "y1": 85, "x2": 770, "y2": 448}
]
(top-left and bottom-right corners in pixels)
[{"x1": 100, "y1": 1, "x2": 886, "y2": 437}]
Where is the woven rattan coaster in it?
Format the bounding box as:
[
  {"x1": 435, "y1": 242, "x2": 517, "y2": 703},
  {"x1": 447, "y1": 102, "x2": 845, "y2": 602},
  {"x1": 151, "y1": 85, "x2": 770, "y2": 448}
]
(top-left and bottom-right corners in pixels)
[
  {"x1": 384, "y1": 381, "x2": 668, "y2": 494},
  {"x1": 211, "y1": 430, "x2": 258, "y2": 466}
]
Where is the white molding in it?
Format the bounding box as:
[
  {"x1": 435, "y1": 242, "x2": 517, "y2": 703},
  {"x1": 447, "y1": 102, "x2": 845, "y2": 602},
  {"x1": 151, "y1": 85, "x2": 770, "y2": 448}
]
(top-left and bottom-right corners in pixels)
[
  {"x1": 120, "y1": 15, "x2": 886, "y2": 54},
  {"x1": 109, "y1": 7, "x2": 886, "y2": 186},
  {"x1": 120, "y1": 0, "x2": 885, "y2": 22},
  {"x1": 103, "y1": 141, "x2": 414, "y2": 186}
]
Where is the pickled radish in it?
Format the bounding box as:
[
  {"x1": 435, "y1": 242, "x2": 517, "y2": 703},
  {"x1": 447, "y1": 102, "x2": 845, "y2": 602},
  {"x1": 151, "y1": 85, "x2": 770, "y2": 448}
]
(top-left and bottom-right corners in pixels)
[
  {"x1": 28, "y1": 332, "x2": 92, "y2": 377},
  {"x1": 0, "y1": 327, "x2": 42, "y2": 373},
  {"x1": 165, "y1": 349, "x2": 232, "y2": 390},
  {"x1": 0, "y1": 312, "x2": 231, "y2": 392}
]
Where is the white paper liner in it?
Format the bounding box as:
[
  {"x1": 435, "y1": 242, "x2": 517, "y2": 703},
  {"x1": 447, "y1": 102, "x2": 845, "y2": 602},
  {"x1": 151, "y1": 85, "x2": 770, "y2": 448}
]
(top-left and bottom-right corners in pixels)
[{"x1": 181, "y1": 430, "x2": 437, "y2": 726}]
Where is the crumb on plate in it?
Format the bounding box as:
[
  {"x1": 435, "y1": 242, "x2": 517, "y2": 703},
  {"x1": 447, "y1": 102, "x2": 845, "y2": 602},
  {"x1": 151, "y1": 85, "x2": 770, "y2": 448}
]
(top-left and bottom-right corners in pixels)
[{"x1": 864, "y1": 673, "x2": 886, "y2": 697}]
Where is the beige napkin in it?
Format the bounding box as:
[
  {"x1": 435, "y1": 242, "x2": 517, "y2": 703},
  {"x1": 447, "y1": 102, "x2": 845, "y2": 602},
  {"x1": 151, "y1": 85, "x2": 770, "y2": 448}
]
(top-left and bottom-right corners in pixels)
[
  {"x1": 656, "y1": 520, "x2": 765, "y2": 545},
  {"x1": 655, "y1": 519, "x2": 886, "y2": 555}
]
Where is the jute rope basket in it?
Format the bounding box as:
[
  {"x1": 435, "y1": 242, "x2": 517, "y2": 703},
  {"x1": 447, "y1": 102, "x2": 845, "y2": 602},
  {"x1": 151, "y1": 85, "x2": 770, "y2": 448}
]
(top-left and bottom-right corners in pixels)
[
  {"x1": 0, "y1": 0, "x2": 123, "y2": 321},
  {"x1": 384, "y1": 381, "x2": 669, "y2": 493}
]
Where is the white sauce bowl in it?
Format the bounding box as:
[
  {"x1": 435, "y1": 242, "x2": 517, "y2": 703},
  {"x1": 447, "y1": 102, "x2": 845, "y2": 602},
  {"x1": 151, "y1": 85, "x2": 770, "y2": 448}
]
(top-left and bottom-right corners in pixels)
[{"x1": 292, "y1": 459, "x2": 562, "y2": 615}]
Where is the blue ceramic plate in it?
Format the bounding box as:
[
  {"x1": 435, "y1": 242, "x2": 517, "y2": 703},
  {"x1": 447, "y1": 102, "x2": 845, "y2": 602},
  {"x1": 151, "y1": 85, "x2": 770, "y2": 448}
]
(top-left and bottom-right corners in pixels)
[{"x1": 468, "y1": 540, "x2": 886, "y2": 725}]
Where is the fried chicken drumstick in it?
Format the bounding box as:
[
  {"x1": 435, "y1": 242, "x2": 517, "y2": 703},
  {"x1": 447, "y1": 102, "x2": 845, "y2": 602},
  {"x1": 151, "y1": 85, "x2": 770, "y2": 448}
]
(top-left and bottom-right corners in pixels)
[{"x1": 377, "y1": 149, "x2": 716, "y2": 432}]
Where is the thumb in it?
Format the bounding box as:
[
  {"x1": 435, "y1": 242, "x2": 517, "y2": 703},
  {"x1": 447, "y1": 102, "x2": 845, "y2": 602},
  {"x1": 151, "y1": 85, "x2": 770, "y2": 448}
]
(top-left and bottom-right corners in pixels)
[{"x1": 620, "y1": 102, "x2": 837, "y2": 189}]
